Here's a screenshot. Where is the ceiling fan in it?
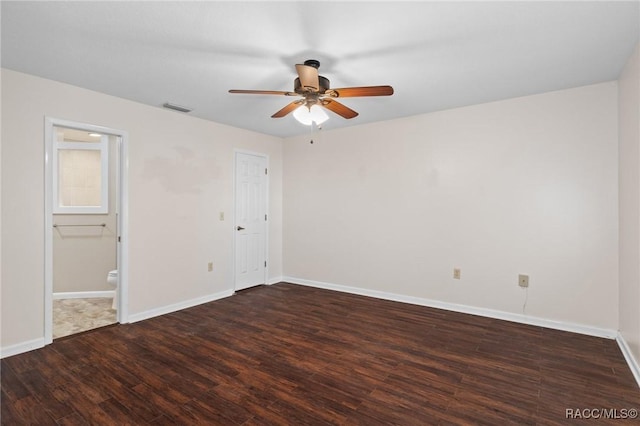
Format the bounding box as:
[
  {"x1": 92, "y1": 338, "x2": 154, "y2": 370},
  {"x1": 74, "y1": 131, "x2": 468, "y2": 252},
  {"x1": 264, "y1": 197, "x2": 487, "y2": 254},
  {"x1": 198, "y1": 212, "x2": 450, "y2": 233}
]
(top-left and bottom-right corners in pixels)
[{"x1": 229, "y1": 59, "x2": 394, "y2": 123}]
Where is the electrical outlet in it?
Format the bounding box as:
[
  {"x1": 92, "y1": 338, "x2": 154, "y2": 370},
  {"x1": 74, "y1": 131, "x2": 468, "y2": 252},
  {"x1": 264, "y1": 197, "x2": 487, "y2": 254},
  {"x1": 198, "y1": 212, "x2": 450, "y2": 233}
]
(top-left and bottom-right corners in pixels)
[
  {"x1": 208, "y1": 262, "x2": 213, "y2": 272},
  {"x1": 219, "y1": 212, "x2": 225, "y2": 221},
  {"x1": 518, "y1": 274, "x2": 529, "y2": 288},
  {"x1": 453, "y1": 268, "x2": 461, "y2": 279}
]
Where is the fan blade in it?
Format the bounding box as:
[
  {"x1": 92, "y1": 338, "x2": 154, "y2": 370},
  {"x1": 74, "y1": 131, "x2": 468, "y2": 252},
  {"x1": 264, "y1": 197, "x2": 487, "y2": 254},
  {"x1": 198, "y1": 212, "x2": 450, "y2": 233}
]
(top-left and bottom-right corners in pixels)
[
  {"x1": 295, "y1": 64, "x2": 319, "y2": 92},
  {"x1": 229, "y1": 89, "x2": 298, "y2": 96},
  {"x1": 325, "y1": 86, "x2": 394, "y2": 98},
  {"x1": 271, "y1": 100, "x2": 304, "y2": 118},
  {"x1": 322, "y1": 99, "x2": 359, "y2": 119}
]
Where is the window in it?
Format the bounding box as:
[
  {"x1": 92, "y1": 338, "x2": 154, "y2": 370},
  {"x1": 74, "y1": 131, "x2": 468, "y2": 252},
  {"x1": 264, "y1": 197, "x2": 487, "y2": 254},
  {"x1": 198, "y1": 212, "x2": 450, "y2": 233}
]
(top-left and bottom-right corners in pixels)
[{"x1": 53, "y1": 127, "x2": 108, "y2": 214}]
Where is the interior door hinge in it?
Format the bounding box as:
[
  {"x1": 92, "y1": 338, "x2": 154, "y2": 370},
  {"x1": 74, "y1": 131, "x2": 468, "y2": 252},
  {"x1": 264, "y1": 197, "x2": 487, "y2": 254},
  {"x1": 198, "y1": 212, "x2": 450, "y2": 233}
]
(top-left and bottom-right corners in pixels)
[
  {"x1": 118, "y1": 236, "x2": 121, "y2": 242},
  {"x1": 264, "y1": 261, "x2": 267, "y2": 267},
  {"x1": 265, "y1": 214, "x2": 267, "y2": 221},
  {"x1": 265, "y1": 168, "x2": 268, "y2": 175}
]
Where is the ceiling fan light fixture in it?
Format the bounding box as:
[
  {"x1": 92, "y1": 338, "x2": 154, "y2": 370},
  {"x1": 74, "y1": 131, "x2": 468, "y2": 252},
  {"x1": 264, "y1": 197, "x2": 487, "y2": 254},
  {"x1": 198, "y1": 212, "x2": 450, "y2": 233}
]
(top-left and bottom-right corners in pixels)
[
  {"x1": 293, "y1": 105, "x2": 329, "y2": 126},
  {"x1": 229, "y1": 59, "x2": 393, "y2": 123}
]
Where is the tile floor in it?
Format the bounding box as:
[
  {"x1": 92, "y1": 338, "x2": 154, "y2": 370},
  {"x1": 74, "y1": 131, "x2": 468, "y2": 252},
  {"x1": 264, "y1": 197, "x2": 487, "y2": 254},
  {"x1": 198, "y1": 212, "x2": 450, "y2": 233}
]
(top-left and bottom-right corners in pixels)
[{"x1": 53, "y1": 298, "x2": 117, "y2": 339}]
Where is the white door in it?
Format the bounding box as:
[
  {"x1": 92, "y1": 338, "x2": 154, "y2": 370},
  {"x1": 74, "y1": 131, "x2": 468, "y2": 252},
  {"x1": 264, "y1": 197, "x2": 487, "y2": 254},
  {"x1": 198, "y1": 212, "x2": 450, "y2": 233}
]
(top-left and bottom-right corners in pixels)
[{"x1": 234, "y1": 152, "x2": 267, "y2": 291}]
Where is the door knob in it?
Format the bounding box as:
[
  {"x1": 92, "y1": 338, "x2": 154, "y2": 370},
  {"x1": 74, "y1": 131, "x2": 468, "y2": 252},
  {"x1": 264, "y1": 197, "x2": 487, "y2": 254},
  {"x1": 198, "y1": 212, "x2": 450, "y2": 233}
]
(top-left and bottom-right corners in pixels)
[{"x1": 236, "y1": 226, "x2": 245, "y2": 231}]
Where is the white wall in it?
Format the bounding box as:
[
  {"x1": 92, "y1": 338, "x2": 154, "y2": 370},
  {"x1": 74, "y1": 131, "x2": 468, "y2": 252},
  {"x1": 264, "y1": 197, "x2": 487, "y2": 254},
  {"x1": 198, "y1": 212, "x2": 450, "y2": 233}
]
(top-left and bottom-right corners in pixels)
[
  {"x1": 0, "y1": 67, "x2": 624, "y2": 354},
  {"x1": 284, "y1": 82, "x2": 619, "y2": 330},
  {"x1": 1, "y1": 69, "x2": 283, "y2": 350},
  {"x1": 619, "y1": 43, "x2": 640, "y2": 368}
]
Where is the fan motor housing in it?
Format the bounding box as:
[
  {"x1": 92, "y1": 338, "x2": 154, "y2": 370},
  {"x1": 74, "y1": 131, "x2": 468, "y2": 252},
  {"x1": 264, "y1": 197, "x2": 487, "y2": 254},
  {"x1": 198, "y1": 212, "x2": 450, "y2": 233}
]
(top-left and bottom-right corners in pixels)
[
  {"x1": 304, "y1": 59, "x2": 320, "y2": 68},
  {"x1": 294, "y1": 75, "x2": 330, "y2": 94}
]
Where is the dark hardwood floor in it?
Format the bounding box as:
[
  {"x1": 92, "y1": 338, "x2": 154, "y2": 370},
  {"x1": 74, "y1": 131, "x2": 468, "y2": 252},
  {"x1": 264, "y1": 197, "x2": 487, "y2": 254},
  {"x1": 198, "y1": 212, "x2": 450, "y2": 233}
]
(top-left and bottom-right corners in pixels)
[{"x1": 2, "y1": 283, "x2": 639, "y2": 425}]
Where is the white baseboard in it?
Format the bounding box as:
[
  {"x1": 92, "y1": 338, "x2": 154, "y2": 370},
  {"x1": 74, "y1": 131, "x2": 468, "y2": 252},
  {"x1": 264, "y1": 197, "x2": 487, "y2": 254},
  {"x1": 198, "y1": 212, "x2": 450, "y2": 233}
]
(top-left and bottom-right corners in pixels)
[
  {"x1": 128, "y1": 289, "x2": 234, "y2": 324},
  {"x1": 53, "y1": 291, "x2": 115, "y2": 300},
  {"x1": 617, "y1": 333, "x2": 640, "y2": 388},
  {"x1": 267, "y1": 276, "x2": 283, "y2": 285},
  {"x1": 1, "y1": 338, "x2": 45, "y2": 359},
  {"x1": 282, "y1": 276, "x2": 617, "y2": 339}
]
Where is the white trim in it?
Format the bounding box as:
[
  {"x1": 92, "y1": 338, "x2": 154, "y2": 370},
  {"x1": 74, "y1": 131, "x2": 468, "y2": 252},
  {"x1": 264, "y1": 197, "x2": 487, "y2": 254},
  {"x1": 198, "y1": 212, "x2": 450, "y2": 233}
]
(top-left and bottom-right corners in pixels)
[
  {"x1": 282, "y1": 276, "x2": 618, "y2": 339},
  {"x1": 116, "y1": 133, "x2": 130, "y2": 324},
  {"x1": 44, "y1": 119, "x2": 54, "y2": 344},
  {"x1": 617, "y1": 333, "x2": 640, "y2": 388},
  {"x1": 232, "y1": 150, "x2": 270, "y2": 291},
  {"x1": 53, "y1": 291, "x2": 115, "y2": 300},
  {"x1": 1, "y1": 338, "x2": 45, "y2": 359},
  {"x1": 264, "y1": 153, "x2": 270, "y2": 287},
  {"x1": 128, "y1": 289, "x2": 234, "y2": 324},
  {"x1": 44, "y1": 117, "x2": 130, "y2": 345},
  {"x1": 267, "y1": 276, "x2": 283, "y2": 285}
]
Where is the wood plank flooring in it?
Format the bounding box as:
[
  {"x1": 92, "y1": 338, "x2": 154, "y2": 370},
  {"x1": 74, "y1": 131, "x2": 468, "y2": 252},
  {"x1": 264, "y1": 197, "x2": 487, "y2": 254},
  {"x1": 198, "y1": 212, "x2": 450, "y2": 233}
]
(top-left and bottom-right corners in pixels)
[{"x1": 2, "y1": 283, "x2": 638, "y2": 425}]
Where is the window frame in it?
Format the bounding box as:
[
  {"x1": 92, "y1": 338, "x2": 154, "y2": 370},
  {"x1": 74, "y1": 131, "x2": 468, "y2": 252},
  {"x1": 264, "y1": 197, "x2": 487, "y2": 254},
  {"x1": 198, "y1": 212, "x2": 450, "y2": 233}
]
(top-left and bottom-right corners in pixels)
[{"x1": 52, "y1": 132, "x2": 109, "y2": 214}]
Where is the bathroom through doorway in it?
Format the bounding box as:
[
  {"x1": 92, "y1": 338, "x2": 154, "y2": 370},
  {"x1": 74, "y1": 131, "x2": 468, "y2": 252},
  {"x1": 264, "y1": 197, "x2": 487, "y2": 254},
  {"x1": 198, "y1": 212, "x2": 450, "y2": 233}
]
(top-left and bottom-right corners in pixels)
[{"x1": 44, "y1": 118, "x2": 129, "y2": 343}]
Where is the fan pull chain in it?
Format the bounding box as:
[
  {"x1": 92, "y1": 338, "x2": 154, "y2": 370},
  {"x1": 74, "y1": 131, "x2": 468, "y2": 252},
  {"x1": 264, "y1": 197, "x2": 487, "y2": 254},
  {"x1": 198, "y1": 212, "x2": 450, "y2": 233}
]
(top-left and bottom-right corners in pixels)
[{"x1": 310, "y1": 121, "x2": 323, "y2": 144}]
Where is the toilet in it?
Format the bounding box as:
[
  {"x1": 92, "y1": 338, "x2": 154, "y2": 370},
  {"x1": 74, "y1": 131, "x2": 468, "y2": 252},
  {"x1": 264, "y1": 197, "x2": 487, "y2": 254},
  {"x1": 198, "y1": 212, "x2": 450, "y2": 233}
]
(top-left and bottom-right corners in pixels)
[{"x1": 107, "y1": 269, "x2": 118, "y2": 310}]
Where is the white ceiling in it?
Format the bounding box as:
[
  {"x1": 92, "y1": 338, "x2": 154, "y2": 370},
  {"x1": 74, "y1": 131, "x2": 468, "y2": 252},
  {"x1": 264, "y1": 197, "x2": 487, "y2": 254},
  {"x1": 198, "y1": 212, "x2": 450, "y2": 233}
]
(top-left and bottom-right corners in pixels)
[{"x1": 2, "y1": 1, "x2": 638, "y2": 138}]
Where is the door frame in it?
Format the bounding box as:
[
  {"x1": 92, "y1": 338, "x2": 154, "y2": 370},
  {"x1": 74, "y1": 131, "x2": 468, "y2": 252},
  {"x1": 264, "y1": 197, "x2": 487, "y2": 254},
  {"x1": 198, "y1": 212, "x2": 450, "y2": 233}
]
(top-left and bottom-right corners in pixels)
[
  {"x1": 232, "y1": 149, "x2": 269, "y2": 291},
  {"x1": 44, "y1": 117, "x2": 129, "y2": 344}
]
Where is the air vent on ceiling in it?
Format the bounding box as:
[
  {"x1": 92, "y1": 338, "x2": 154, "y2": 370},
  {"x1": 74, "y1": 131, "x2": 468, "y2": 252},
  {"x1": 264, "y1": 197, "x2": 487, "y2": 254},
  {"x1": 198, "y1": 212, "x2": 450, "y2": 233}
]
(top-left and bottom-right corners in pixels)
[{"x1": 163, "y1": 102, "x2": 192, "y2": 113}]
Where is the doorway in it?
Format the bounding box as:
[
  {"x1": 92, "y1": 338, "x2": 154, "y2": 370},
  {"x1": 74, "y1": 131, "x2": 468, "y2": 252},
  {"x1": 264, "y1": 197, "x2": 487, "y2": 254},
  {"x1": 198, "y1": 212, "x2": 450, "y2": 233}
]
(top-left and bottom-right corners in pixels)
[
  {"x1": 234, "y1": 151, "x2": 268, "y2": 291},
  {"x1": 44, "y1": 118, "x2": 129, "y2": 344}
]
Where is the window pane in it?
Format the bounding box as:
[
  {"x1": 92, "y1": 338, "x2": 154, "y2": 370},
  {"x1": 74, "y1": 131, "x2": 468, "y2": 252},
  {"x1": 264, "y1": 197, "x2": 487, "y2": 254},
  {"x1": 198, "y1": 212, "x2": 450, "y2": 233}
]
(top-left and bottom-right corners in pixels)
[{"x1": 58, "y1": 149, "x2": 102, "y2": 207}]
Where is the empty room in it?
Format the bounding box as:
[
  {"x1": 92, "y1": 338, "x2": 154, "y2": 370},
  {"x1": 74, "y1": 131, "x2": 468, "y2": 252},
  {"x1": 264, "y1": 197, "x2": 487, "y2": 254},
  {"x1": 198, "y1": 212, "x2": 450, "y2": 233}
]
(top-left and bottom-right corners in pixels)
[{"x1": 1, "y1": 1, "x2": 639, "y2": 424}]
